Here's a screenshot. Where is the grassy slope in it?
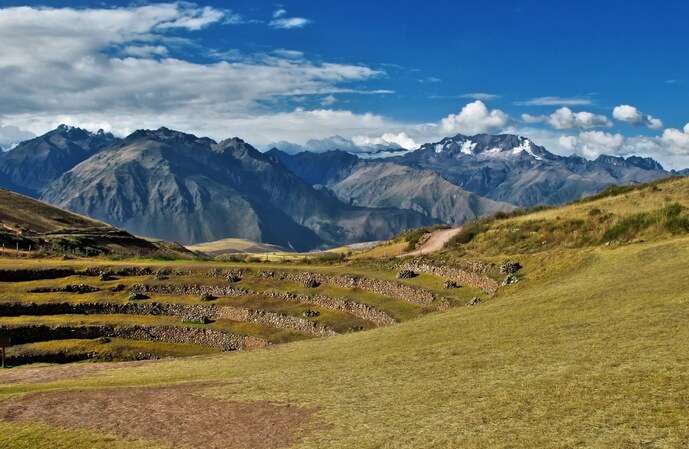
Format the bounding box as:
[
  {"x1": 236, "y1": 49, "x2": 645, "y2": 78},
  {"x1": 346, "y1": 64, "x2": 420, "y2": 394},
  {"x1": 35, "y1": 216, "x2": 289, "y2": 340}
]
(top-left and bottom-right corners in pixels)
[
  {"x1": 2, "y1": 179, "x2": 689, "y2": 448},
  {"x1": 0, "y1": 189, "x2": 108, "y2": 234},
  {"x1": 1, "y1": 238, "x2": 688, "y2": 448},
  {"x1": 185, "y1": 237, "x2": 287, "y2": 255}
]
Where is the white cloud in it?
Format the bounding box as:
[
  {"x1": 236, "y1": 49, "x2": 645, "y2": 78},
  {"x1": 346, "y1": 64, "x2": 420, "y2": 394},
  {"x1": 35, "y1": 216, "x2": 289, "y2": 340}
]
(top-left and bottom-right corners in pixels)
[
  {"x1": 460, "y1": 93, "x2": 500, "y2": 101},
  {"x1": 320, "y1": 95, "x2": 337, "y2": 106},
  {"x1": 271, "y1": 49, "x2": 304, "y2": 59},
  {"x1": 0, "y1": 123, "x2": 35, "y2": 150},
  {"x1": 352, "y1": 132, "x2": 418, "y2": 150},
  {"x1": 0, "y1": 3, "x2": 389, "y2": 143},
  {"x1": 612, "y1": 104, "x2": 663, "y2": 129},
  {"x1": 661, "y1": 123, "x2": 689, "y2": 152},
  {"x1": 571, "y1": 131, "x2": 625, "y2": 159},
  {"x1": 515, "y1": 96, "x2": 593, "y2": 106},
  {"x1": 269, "y1": 9, "x2": 311, "y2": 29},
  {"x1": 523, "y1": 107, "x2": 611, "y2": 130},
  {"x1": 121, "y1": 45, "x2": 169, "y2": 58},
  {"x1": 440, "y1": 101, "x2": 510, "y2": 135}
]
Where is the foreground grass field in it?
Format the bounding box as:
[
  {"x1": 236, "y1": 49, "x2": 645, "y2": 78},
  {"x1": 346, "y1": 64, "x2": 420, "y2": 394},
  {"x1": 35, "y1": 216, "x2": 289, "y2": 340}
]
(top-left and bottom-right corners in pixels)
[
  {"x1": 0, "y1": 238, "x2": 688, "y2": 447},
  {"x1": 1, "y1": 178, "x2": 689, "y2": 448}
]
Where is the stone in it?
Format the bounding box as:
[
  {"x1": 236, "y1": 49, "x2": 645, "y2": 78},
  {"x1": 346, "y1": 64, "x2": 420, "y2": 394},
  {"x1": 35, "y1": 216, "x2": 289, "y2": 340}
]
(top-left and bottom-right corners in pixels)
[
  {"x1": 181, "y1": 314, "x2": 211, "y2": 325},
  {"x1": 502, "y1": 274, "x2": 519, "y2": 286},
  {"x1": 200, "y1": 292, "x2": 216, "y2": 302},
  {"x1": 128, "y1": 292, "x2": 149, "y2": 301},
  {"x1": 500, "y1": 261, "x2": 522, "y2": 275},
  {"x1": 63, "y1": 284, "x2": 100, "y2": 294},
  {"x1": 303, "y1": 277, "x2": 320, "y2": 288},
  {"x1": 396, "y1": 269, "x2": 417, "y2": 279},
  {"x1": 443, "y1": 280, "x2": 459, "y2": 289},
  {"x1": 302, "y1": 309, "x2": 320, "y2": 318},
  {"x1": 110, "y1": 284, "x2": 126, "y2": 292},
  {"x1": 97, "y1": 337, "x2": 111, "y2": 344},
  {"x1": 467, "y1": 297, "x2": 482, "y2": 306},
  {"x1": 98, "y1": 272, "x2": 114, "y2": 281},
  {"x1": 226, "y1": 272, "x2": 242, "y2": 283}
]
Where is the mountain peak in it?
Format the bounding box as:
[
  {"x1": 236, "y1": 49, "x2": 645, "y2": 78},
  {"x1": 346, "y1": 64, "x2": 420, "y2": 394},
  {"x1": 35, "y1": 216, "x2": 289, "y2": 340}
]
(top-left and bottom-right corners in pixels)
[
  {"x1": 415, "y1": 133, "x2": 552, "y2": 162},
  {"x1": 124, "y1": 127, "x2": 215, "y2": 146}
]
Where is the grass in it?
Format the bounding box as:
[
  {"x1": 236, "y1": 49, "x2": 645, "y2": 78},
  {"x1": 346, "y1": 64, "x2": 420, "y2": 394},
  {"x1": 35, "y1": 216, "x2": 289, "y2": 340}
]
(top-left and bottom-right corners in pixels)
[
  {"x1": 7, "y1": 338, "x2": 219, "y2": 362},
  {"x1": 444, "y1": 176, "x2": 689, "y2": 257},
  {"x1": 3, "y1": 178, "x2": 689, "y2": 447},
  {"x1": 1, "y1": 236, "x2": 689, "y2": 447}
]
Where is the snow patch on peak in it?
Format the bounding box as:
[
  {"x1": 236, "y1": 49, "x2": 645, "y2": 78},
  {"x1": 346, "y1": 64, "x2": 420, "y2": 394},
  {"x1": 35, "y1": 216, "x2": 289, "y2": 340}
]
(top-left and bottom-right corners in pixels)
[
  {"x1": 434, "y1": 143, "x2": 444, "y2": 154},
  {"x1": 512, "y1": 138, "x2": 543, "y2": 160},
  {"x1": 460, "y1": 140, "x2": 477, "y2": 155}
]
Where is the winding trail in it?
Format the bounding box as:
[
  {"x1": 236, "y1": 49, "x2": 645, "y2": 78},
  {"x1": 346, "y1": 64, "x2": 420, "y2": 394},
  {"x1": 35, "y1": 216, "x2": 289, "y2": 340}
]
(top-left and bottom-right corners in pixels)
[{"x1": 401, "y1": 227, "x2": 463, "y2": 257}]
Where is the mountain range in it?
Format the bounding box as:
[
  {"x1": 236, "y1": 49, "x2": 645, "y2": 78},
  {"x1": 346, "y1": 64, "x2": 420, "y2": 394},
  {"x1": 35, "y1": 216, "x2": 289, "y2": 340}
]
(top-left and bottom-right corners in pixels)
[{"x1": 0, "y1": 125, "x2": 679, "y2": 250}]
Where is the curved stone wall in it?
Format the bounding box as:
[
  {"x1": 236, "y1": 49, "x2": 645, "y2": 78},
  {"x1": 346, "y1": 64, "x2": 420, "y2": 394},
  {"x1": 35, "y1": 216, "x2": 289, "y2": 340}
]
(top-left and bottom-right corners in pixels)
[
  {"x1": 0, "y1": 302, "x2": 336, "y2": 337},
  {"x1": 132, "y1": 283, "x2": 396, "y2": 327},
  {"x1": 0, "y1": 324, "x2": 267, "y2": 351},
  {"x1": 260, "y1": 270, "x2": 445, "y2": 310},
  {"x1": 399, "y1": 261, "x2": 500, "y2": 296}
]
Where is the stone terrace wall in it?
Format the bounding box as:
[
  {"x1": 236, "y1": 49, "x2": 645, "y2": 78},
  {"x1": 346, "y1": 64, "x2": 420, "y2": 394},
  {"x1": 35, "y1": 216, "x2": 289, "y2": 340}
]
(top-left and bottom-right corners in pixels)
[
  {"x1": 132, "y1": 283, "x2": 396, "y2": 327},
  {"x1": 261, "y1": 270, "x2": 446, "y2": 310},
  {"x1": 0, "y1": 324, "x2": 267, "y2": 351},
  {"x1": 400, "y1": 261, "x2": 500, "y2": 296},
  {"x1": 0, "y1": 302, "x2": 336, "y2": 338}
]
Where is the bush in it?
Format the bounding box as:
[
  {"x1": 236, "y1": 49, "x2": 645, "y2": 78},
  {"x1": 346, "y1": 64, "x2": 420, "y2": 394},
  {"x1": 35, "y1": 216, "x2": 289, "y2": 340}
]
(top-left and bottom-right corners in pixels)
[{"x1": 446, "y1": 220, "x2": 487, "y2": 248}]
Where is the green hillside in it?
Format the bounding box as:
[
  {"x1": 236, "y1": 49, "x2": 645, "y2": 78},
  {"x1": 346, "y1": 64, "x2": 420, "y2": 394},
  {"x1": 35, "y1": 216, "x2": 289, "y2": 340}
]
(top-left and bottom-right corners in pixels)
[{"x1": 1, "y1": 177, "x2": 689, "y2": 448}]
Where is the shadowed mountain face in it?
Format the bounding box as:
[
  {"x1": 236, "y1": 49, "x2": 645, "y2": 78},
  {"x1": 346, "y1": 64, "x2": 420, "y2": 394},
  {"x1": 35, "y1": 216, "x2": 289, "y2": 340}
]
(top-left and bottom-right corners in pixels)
[
  {"x1": 0, "y1": 188, "x2": 190, "y2": 257},
  {"x1": 41, "y1": 128, "x2": 433, "y2": 250},
  {"x1": 268, "y1": 149, "x2": 515, "y2": 224},
  {"x1": 397, "y1": 134, "x2": 670, "y2": 207},
  {"x1": 0, "y1": 125, "x2": 119, "y2": 196}
]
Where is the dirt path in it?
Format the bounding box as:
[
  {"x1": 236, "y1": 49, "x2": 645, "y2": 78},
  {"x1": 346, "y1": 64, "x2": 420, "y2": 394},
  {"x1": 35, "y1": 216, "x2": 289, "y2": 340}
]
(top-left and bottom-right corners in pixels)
[{"x1": 401, "y1": 227, "x2": 463, "y2": 257}]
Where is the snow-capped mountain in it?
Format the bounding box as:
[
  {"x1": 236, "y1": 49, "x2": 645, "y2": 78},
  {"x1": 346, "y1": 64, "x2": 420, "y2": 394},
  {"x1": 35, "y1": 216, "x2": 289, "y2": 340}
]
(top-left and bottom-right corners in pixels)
[{"x1": 399, "y1": 134, "x2": 670, "y2": 206}]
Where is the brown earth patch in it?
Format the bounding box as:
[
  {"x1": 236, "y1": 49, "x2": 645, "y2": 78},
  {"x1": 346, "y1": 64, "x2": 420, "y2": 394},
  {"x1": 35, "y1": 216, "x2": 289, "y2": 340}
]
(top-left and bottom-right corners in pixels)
[
  {"x1": 0, "y1": 383, "x2": 319, "y2": 449},
  {"x1": 0, "y1": 359, "x2": 151, "y2": 385}
]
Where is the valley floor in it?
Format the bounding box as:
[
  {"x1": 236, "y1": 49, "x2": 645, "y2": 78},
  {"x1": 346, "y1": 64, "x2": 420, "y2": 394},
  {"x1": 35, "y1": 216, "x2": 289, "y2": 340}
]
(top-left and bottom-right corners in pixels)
[{"x1": 0, "y1": 235, "x2": 688, "y2": 448}]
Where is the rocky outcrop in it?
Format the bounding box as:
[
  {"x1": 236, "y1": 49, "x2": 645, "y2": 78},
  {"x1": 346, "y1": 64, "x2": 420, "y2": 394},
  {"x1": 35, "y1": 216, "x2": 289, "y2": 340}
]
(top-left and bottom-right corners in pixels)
[
  {"x1": 399, "y1": 261, "x2": 500, "y2": 296},
  {"x1": 0, "y1": 324, "x2": 267, "y2": 351},
  {"x1": 131, "y1": 283, "x2": 396, "y2": 327}
]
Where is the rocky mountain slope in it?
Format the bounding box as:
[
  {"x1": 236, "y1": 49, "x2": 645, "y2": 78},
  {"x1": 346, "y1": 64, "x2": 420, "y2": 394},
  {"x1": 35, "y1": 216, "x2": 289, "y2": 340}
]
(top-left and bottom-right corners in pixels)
[
  {"x1": 268, "y1": 149, "x2": 514, "y2": 224},
  {"x1": 397, "y1": 134, "x2": 670, "y2": 207},
  {"x1": 41, "y1": 128, "x2": 432, "y2": 249},
  {"x1": 0, "y1": 125, "x2": 119, "y2": 196}
]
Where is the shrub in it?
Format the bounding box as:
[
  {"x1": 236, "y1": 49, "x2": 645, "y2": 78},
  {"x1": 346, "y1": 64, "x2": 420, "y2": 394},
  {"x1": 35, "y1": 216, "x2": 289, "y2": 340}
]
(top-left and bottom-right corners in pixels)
[{"x1": 446, "y1": 220, "x2": 487, "y2": 248}]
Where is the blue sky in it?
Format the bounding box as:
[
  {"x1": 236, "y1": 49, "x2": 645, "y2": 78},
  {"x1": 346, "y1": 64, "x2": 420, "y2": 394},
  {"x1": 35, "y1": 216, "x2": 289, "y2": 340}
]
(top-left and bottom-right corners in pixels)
[{"x1": 0, "y1": 0, "x2": 688, "y2": 166}]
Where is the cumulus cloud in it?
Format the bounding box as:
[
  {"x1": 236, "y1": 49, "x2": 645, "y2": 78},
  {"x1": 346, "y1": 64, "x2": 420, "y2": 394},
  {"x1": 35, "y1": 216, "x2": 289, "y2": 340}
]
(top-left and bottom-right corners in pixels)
[
  {"x1": 0, "y1": 3, "x2": 393, "y2": 144},
  {"x1": 523, "y1": 108, "x2": 611, "y2": 130},
  {"x1": 515, "y1": 96, "x2": 593, "y2": 106},
  {"x1": 352, "y1": 132, "x2": 418, "y2": 150},
  {"x1": 612, "y1": 104, "x2": 663, "y2": 129},
  {"x1": 661, "y1": 123, "x2": 689, "y2": 152},
  {"x1": 440, "y1": 101, "x2": 510, "y2": 135},
  {"x1": 269, "y1": 9, "x2": 311, "y2": 29},
  {"x1": 566, "y1": 131, "x2": 625, "y2": 159}
]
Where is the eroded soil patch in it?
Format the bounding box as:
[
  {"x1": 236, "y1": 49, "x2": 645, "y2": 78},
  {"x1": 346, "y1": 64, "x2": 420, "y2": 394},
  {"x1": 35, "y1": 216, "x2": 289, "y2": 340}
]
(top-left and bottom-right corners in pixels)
[{"x1": 0, "y1": 383, "x2": 319, "y2": 449}]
